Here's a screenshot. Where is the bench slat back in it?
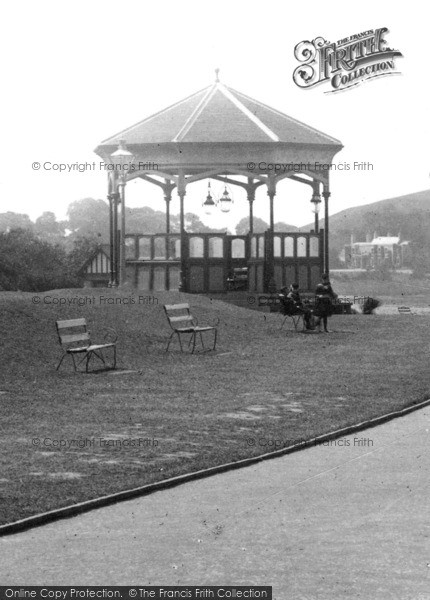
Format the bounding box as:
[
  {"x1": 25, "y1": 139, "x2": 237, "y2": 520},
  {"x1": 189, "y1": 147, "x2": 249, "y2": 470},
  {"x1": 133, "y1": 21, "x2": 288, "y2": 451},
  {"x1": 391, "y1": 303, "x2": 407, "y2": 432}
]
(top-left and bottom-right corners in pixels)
[
  {"x1": 56, "y1": 319, "x2": 90, "y2": 347},
  {"x1": 164, "y1": 303, "x2": 190, "y2": 311},
  {"x1": 168, "y1": 315, "x2": 194, "y2": 324},
  {"x1": 57, "y1": 318, "x2": 86, "y2": 329},
  {"x1": 59, "y1": 332, "x2": 91, "y2": 345},
  {"x1": 164, "y1": 304, "x2": 197, "y2": 330}
]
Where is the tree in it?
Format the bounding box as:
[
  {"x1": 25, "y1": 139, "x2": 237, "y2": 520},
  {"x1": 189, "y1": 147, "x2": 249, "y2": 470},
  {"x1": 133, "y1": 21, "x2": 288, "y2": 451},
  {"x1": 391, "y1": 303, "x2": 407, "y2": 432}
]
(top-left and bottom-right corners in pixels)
[
  {"x1": 67, "y1": 198, "x2": 110, "y2": 241},
  {"x1": 0, "y1": 212, "x2": 33, "y2": 232},
  {"x1": 274, "y1": 221, "x2": 299, "y2": 232},
  {"x1": 235, "y1": 217, "x2": 268, "y2": 235},
  {"x1": 0, "y1": 229, "x2": 74, "y2": 291},
  {"x1": 410, "y1": 243, "x2": 430, "y2": 278},
  {"x1": 34, "y1": 211, "x2": 66, "y2": 243},
  {"x1": 126, "y1": 206, "x2": 170, "y2": 234}
]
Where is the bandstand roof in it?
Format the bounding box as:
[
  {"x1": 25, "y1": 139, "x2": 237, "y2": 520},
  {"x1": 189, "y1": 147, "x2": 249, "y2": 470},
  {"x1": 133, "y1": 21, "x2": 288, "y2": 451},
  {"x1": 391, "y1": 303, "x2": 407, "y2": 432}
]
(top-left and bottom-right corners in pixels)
[
  {"x1": 97, "y1": 83, "x2": 341, "y2": 146},
  {"x1": 94, "y1": 76, "x2": 343, "y2": 182}
]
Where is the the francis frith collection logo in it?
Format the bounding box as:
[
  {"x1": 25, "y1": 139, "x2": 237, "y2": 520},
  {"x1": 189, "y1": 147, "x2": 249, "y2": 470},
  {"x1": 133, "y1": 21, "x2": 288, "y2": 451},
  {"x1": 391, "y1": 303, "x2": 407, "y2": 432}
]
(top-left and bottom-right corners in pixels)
[{"x1": 293, "y1": 28, "x2": 402, "y2": 92}]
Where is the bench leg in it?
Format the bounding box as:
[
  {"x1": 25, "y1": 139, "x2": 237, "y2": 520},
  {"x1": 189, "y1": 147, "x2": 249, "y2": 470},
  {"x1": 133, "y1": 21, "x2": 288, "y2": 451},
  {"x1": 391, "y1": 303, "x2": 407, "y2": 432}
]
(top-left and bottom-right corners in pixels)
[
  {"x1": 191, "y1": 332, "x2": 197, "y2": 354},
  {"x1": 92, "y1": 350, "x2": 106, "y2": 367},
  {"x1": 165, "y1": 332, "x2": 175, "y2": 352},
  {"x1": 86, "y1": 352, "x2": 91, "y2": 373},
  {"x1": 56, "y1": 353, "x2": 67, "y2": 371},
  {"x1": 195, "y1": 329, "x2": 217, "y2": 353},
  {"x1": 177, "y1": 332, "x2": 184, "y2": 353},
  {"x1": 293, "y1": 315, "x2": 304, "y2": 331}
]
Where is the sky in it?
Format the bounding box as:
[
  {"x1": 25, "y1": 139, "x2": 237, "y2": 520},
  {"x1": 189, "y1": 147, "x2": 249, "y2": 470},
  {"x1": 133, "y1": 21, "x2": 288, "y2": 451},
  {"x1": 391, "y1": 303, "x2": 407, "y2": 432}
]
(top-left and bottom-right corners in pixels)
[{"x1": 1, "y1": 0, "x2": 429, "y2": 231}]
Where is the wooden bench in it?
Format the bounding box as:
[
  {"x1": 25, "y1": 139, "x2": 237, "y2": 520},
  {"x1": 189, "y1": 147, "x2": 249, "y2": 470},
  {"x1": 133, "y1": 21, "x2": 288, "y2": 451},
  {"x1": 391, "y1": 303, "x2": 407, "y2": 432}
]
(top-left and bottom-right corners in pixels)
[
  {"x1": 398, "y1": 306, "x2": 412, "y2": 314},
  {"x1": 56, "y1": 318, "x2": 117, "y2": 372},
  {"x1": 227, "y1": 267, "x2": 248, "y2": 291},
  {"x1": 164, "y1": 303, "x2": 218, "y2": 353}
]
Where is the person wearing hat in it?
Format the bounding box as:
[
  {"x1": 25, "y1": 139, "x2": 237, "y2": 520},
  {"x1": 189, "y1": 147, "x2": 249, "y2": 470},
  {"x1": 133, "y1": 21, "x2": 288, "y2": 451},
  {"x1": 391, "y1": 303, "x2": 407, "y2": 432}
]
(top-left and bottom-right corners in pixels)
[
  {"x1": 279, "y1": 283, "x2": 313, "y2": 329},
  {"x1": 314, "y1": 273, "x2": 338, "y2": 332}
]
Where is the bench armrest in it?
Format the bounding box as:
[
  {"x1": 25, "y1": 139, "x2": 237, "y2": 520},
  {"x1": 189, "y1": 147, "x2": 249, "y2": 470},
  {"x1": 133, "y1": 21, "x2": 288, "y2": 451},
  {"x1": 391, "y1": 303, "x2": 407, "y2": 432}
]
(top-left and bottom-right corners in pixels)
[{"x1": 102, "y1": 327, "x2": 118, "y2": 344}]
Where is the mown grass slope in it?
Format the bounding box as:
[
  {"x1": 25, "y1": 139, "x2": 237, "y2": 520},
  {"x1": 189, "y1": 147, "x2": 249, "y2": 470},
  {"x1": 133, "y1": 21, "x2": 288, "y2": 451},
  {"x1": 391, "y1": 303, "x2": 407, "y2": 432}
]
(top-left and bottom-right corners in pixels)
[{"x1": 0, "y1": 288, "x2": 429, "y2": 526}]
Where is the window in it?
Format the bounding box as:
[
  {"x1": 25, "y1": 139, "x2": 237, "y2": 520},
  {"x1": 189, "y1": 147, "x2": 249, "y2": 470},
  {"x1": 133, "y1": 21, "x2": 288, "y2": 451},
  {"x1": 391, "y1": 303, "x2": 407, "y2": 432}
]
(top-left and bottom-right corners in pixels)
[
  {"x1": 153, "y1": 237, "x2": 166, "y2": 260},
  {"x1": 189, "y1": 237, "x2": 204, "y2": 258},
  {"x1": 284, "y1": 237, "x2": 294, "y2": 257},
  {"x1": 297, "y1": 236, "x2": 307, "y2": 257},
  {"x1": 167, "y1": 237, "x2": 181, "y2": 260},
  {"x1": 258, "y1": 236, "x2": 265, "y2": 258},
  {"x1": 138, "y1": 237, "x2": 151, "y2": 260},
  {"x1": 125, "y1": 237, "x2": 136, "y2": 259},
  {"x1": 232, "y1": 238, "x2": 245, "y2": 259},
  {"x1": 208, "y1": 237, "x2": 223, "y2": 258},
  {"x1": 309, "y1": 236, "x2": 319, "y2": 257}
]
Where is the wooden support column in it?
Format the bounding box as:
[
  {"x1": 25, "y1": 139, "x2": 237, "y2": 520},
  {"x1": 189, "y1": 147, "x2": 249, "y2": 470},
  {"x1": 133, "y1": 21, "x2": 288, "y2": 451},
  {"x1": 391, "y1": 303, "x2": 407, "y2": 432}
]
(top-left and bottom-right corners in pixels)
[
  {"x1": 322, "y1": 183, "x2": 330, "y2": 274},
  {"x1": 107, "y1": 174, "x2": 115, "y2": 287},
  {"x1": 119, "y1": 177, "x2": 126, "y2": 286},
  {"x1": 267, "y1": 175, "x2": 276, "y2": 233},
  {"x1": 112, "y1": 173, "x2": 119, "y2": 287},
  {"x1": 247, "y1": 187, "x2": 255, "y2": 234},
  {"x1": 268, "y1": 193, "x2": 275, "y2": 232},
  {"x1": 312, "y1": 181, "x2": 321, "y2": 234},
  {"x1": 265, "y1": 176, "x2": 277, "y2": 291},
  {"x1": 163, "y1": 178, "x2": 175, "y2": 234},
  {"x1": 178, "y1": 173, "x2": 187, "y2": 292},
  {"x1": 165, "y1": 192, "x2": 171, "y2": 234}
]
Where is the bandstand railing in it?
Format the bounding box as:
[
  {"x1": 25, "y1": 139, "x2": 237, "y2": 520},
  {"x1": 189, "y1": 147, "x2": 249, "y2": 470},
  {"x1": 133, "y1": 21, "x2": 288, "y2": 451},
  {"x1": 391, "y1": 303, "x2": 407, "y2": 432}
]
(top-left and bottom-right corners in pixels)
[{"x1": 123, "y1": 230, "x2": 323, "y2": 293}]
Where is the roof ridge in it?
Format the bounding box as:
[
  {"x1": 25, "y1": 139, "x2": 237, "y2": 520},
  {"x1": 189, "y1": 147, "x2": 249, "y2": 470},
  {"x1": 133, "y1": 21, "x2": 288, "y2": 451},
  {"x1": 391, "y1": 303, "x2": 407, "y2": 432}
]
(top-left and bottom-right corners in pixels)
[
  {"x1": 173, "y1": 84, "x2": 218, "y2": 142},
  {"x1": 219, "y1": 84, "x2": 279, "y2": 142},
  {"x1": 227, "y1": 86, "x2": 342, "y2": 146},
  {"x1": 98, "y1": 86, "x2": 211, "y2": 146}
]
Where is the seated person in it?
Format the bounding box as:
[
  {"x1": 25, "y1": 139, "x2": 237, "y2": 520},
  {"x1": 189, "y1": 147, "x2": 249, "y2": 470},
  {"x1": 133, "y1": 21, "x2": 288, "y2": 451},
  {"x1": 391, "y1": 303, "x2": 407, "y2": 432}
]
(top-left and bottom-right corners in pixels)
[{"x1": 279, "y1": 283, "x2": 313, "y2": 329}]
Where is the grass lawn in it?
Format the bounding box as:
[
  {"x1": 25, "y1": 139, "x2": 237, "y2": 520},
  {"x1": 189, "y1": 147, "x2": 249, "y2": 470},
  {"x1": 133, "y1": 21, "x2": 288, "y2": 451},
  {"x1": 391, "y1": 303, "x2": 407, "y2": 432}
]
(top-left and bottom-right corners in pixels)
[
  {"x1": 332, "y1": 273, "x2": 430, "y2": 307},
  {"x1": 0, "y1": 287, "x2": 429, "y2": 526}
]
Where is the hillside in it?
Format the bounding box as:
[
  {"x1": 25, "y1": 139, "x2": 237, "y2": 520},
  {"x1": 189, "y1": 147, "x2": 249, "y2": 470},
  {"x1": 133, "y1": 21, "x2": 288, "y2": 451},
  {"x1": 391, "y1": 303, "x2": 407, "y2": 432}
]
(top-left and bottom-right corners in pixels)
[{"x1": 303, "y1": 189, "x2": 430, "y2": 266}]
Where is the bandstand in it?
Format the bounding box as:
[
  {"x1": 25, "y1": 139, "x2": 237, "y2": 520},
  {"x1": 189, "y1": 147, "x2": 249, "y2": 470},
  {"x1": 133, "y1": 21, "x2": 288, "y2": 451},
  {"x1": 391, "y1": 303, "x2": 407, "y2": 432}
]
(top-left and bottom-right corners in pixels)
[{"x1": 94, "y1": 72, "x2": 343, "y2": 293}]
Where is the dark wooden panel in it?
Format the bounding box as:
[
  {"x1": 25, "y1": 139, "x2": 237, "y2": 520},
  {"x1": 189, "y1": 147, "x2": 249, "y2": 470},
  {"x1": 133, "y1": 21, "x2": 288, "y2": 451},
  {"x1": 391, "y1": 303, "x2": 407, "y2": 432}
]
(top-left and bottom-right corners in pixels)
[{"x1": 189, "y1": 265, "x2": 205, "y2": 292}]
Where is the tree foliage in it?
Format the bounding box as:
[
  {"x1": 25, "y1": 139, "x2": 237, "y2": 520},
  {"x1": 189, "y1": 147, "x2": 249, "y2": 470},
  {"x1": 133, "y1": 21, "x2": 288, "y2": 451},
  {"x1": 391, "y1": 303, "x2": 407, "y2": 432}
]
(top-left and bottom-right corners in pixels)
[
  {"x1": 67, "y1": 197, "x2": 110, "y2": 241},
  {"x1": 0, "y1": 229, "x2": 74, "y2": 291},
  {"x1": 235, "y1": 217, "x2": 268, "y2": 235},
  {"x1": 34, "y1": 211, "x2": 66, "y2": 244},
  {"x1": 0, "y1": 212, "x2": 34, "y2": 232}
]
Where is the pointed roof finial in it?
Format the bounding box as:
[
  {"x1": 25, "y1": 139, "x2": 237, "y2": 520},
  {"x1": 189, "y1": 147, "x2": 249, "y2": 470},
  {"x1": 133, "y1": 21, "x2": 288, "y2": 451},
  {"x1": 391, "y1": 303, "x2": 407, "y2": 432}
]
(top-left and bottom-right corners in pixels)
[{"x1": 215, "y1": 68, "x2": 220, "y2": 83}]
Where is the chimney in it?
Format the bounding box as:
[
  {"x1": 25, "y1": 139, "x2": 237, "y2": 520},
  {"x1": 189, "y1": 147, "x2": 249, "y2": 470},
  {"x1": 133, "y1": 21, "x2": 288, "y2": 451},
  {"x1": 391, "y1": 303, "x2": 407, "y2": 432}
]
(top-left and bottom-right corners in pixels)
[
  {"x1": 350, "y1": 232, "x2": 355, "y2": 245},
  {"x1": 366, "y1": 231, "x2": 371, "y2": 243},
  {"x1": 373, "y1": 230, "x2": 378, "y2": 241}
]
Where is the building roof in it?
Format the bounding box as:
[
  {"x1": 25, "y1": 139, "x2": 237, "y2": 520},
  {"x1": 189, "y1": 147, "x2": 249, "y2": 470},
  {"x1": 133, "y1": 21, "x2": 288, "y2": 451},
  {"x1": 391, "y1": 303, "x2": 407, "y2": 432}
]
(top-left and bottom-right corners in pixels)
[
  {"x1": 352, "y1": 236, "x2": 402, "y2": 247},
  {"x1": 80, "y1": 244, "x2": 111, "y2": 271},
  {"x1": 97, "y1": 81, "x2": 342, "y2": 147},
  {"x1": 371, "y1": 236, "x2": 400, "y2": 245}
]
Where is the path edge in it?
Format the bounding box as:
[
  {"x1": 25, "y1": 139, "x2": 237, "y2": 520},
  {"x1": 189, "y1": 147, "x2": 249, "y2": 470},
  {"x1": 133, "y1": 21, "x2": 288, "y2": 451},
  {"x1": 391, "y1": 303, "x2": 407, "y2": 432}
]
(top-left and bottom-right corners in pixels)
[{"x1": 1, "y1": 397, "x2": 429, "y2": 537}]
